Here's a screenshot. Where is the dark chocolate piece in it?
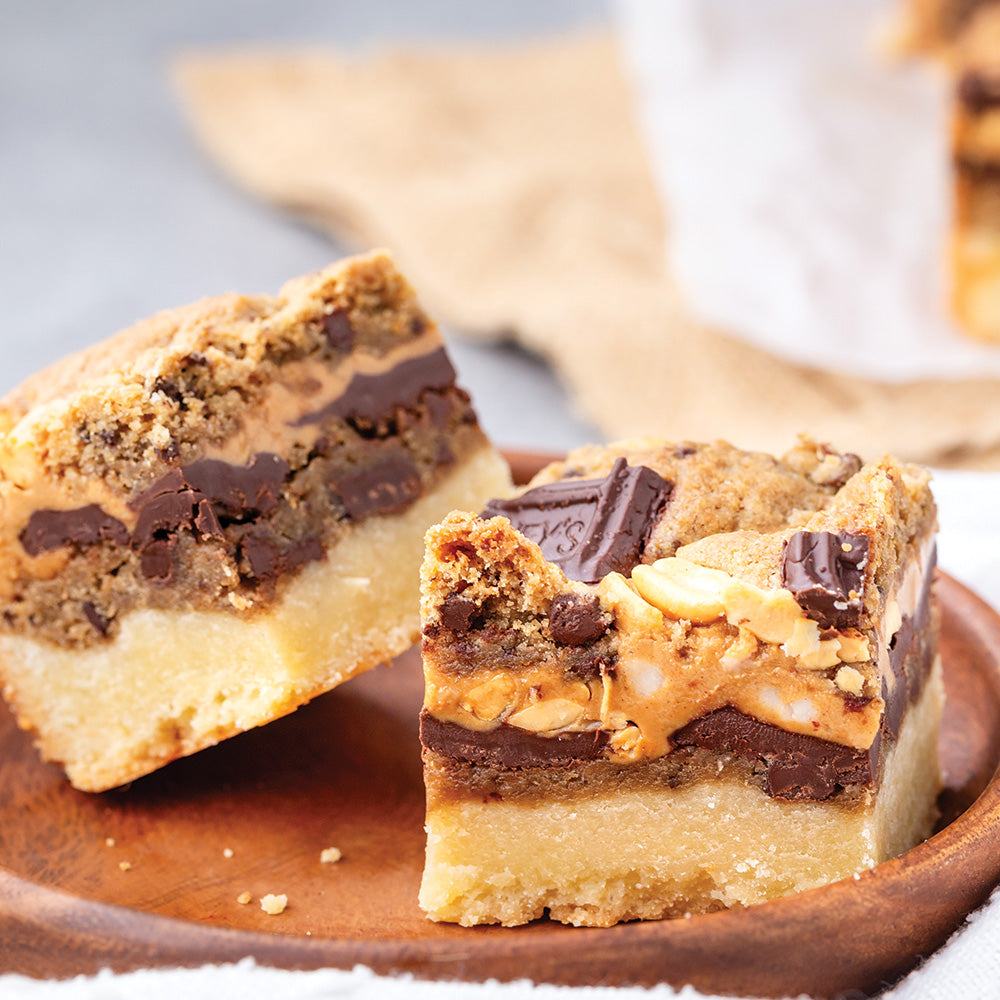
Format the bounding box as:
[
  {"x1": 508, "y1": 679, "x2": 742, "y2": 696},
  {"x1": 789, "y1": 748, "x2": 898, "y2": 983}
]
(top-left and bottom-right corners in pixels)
[
  {"x1": 672, "y1": 707, "x2": 874, "y2": 801},
  {"x1": 20, "y1": 505, "x2": 129, "y2": 556},
  {"x1": 321, "y1": 308, "x2": 355, "y2": 352},
  {"x1": 333, "y1": 455, "x2": 423, "y2": 519},
  {"x1": 439, "y1": 594, "x2": 482, "y2": 633},
  {"x1": 130, "y1": 453, "x2": 290, "y2": 582},
  {"x1": 483, "y1": 458, "x2": 673, "y2": 584},
  {"x1": 81, "y1": 601, "x2": 110, "y2": 637},
  {"x1": 781, "y1": 530, "x2": 869, "y2": 629},
  {"x1": 958, "y1": 71, "x2": 1000, "y2": 114},
  {"x1": 295, "y1": 347, "x2": 456, "y2": 427},
  {"x1": 549, "y1": 593, "x2": 607, "y2": 645},
  {"x1": 240, "y1": 531, "x2": 281, "y2": 581},
  {"x1": 420, "y1": 712, "x2": 607, "y2": 769}
]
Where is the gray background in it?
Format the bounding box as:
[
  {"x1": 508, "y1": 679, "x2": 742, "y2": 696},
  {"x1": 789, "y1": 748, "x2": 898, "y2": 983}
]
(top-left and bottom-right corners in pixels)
[{"x1": 2, "y1": 0, "x2": 609, "y2": 453}]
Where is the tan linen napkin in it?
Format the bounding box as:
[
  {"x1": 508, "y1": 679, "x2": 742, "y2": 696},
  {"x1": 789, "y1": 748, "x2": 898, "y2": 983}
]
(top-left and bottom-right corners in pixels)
[{"x1": 174, "y1": 32, "x2": 1000, "y2": 469}]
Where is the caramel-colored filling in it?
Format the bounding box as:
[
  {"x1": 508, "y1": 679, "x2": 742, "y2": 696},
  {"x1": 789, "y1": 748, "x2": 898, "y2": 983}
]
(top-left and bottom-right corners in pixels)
[{"x1": 424, "y1": 537, "x2": 934, "y2": 763}]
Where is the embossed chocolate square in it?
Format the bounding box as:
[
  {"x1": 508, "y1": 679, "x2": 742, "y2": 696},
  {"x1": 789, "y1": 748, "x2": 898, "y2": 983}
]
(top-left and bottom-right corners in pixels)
[{"x1": 417, "y1": 437, "x2": 941, "y2": 927}]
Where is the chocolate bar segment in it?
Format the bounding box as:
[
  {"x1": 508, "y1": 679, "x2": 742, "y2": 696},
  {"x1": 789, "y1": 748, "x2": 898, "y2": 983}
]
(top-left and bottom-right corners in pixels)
[
  {"x1": 483, "y1": 458, "x2": 672, "y2": 583},
  {"x1": 781, "y1": 530, "x2": 869, "y2": 629}
]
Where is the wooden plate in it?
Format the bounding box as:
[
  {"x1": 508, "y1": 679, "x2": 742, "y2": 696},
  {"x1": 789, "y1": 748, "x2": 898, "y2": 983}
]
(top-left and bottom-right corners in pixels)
[{"x1": 1, "y1": 452, "x2": 1000, "y2": 998}]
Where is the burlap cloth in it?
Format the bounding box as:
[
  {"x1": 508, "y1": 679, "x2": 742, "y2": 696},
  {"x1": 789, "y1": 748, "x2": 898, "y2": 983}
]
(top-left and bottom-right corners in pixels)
[{"x1": 173, "y1": 32, "x2": 1000, "y2": 469}]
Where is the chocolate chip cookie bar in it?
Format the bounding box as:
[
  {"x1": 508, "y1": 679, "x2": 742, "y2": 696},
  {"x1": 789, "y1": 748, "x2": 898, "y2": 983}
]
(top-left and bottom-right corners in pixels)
[
  {"x1": 0, "y1": 251, "x2": 510, "y2": 791},
  {"x1": 418, "y1": 438, "x2": 941, "y2": 926}
]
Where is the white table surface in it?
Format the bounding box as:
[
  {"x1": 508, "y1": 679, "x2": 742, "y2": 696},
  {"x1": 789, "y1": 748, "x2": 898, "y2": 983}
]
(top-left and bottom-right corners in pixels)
[{"x1": 3, "y1": 2, "x2": 1000, "y2": 997}]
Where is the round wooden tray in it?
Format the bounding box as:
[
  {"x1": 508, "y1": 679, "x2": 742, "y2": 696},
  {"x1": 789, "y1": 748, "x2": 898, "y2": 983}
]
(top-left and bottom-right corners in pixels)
[{"x1": 1, "y1": 454, "x2": 999, "y2": 998}]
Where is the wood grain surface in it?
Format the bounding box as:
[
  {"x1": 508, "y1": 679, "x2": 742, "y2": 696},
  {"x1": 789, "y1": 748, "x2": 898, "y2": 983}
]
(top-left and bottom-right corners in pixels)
[{"x1": 0, "y1": 452, "x2": 997, "y2": 997}]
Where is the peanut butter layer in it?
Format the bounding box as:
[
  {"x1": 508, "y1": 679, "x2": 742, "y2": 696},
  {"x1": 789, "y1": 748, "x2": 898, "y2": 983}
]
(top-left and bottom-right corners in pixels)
[
  {"x1": 0, "y1": 251, "x2": 498, "y2": 647},
  {"x1": 419, "y1": 438, "x2": 937, "y2": 799}
]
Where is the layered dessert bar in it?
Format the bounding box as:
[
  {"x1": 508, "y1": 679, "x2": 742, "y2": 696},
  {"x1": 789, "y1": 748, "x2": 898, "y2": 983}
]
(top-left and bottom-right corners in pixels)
[
  {"x1": 418, "y1": 438, "x2": 941, "y2": 926},
  {"x1": 0, "y1": 251, "x2": 510, "y2": 791},
  {"x1": 895, "y1": 1, "x2": 1000, "y2": 339},
  {"x1": 950, "y1": 4, "x2": 1000, "y2": 341}
]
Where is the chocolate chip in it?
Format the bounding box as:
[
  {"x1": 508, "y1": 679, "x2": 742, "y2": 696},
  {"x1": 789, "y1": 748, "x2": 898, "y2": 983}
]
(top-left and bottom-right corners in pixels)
[
  {"x1": 483, "y1": 458, "x2": 672, "y2": 584},
  {"x1": 321, "y1": 308, "x2": 355, "y2": 352},
  {"x1": 781, "y1": 530, "x2": 869, "y2": 630},
  {"x1": 82, "y1": 602, "x2": 110, "y2": 637},
  {"x1": 140, "y1": 537, "x2": 176, "y2": 584},
  {"x1": 439, "y1": 594, "x2": 481, "y2": 632},
  {"x1": 20, "y1": 505, "x2": 129, "y2": 557},
  {"x1": 549, "y1": 593, "x2": 606, "y2": 645}
]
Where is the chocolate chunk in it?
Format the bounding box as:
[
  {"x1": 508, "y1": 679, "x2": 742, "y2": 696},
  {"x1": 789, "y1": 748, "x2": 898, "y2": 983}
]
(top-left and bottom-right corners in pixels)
[
  {"x1": 439, "y1": 594, "x2": 481, "y2": 633},
  {"x1": 420, "y1": 712, "x2": 608, "y2": 768},
  {"x1": 483, "y1": 458, "x2": 672, "y2": 584},
  {"x1": 140, "y1": 536, "x2": 176, "y2": 584},
  {"x1": 130, "y1": 453, "x2": 290, "y2": 582},
  {"x1": 781, "y1": 530, "x2": 869, "y2": 629},
  {"x1": 958, "y1": 71, "x2": 1000, "y2": 114},
  {"x1": 672, "y1": 706, "x2": 874, "y2": 801},
  {"x1": 240, "y1": 532, "x2": 280, "y2": 580},
  {"x1": 182, "y1": 454, "x2": 289, "y2": 519},
  {"x1": 334, "y1": 455, "x2": 423, "y2": 519},
  {"x1": 82, "y1": 602, "x2": 110, "y2": 637},
  {"x1": 321, "y1": 308, "x2": 355, "y2": 352},
  {"x1": 20, "y1": 505, "x2": 129, "y2": 556},
  {"x1": 549, "y1": 593, "x2": 607, "y2": 645},
  {"x1": 282, "y1": 535, "x2": 325, "y2": 572},
  {"x1": 295, "y1": 347, "x2": 456, "y2": 427}
]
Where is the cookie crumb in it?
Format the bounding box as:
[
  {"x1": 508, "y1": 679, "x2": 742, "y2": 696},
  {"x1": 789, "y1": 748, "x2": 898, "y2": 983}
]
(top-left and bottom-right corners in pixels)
[
  {"x1": 320, "y1": 847, "x2": 342, "y2": 864},
  {"x1": 222, "y1": 847, "x2": 234, "y2": 859},
  {"x1": 105, "y1": 837, "x2": 116, "y2": 847},
  {"x1": 237, "y1": 891, "x2": 252, "y2": 905},
  {"x1": 260, "y1": 893, "x2": 288, "y2": 915},
  {"x1": 119, "y1": 861, "x2": 132, "y2": 872}
]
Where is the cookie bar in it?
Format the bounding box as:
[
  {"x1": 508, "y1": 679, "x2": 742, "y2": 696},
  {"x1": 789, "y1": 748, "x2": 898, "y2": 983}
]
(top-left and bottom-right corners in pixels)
[
  {"x1": 418, "y1": 438, "x2": 941, "y2": 926},
  {"x1": 0, "y1": 251, "x2": 510, "y2": 791},
  {"x1": 950, "y1": 5, "x2": 1000, "y2": 341}
]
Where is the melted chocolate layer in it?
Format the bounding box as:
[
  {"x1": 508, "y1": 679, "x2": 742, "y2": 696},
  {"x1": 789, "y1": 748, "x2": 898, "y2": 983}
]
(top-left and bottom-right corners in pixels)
[
  {"x1": 420, "y1": 712, "x2": 608, "y2": 769},
  {"x1": 295, "y1": 346, "x2": 456, "y2": 427},
  {"x1": 671, "y1": 707, "x2": 873, "y2": 801}
]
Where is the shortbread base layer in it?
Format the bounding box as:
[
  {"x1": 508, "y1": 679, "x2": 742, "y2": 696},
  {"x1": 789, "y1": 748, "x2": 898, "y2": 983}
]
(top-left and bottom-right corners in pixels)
[
  {"x1": 419, "y1": 656, "x2": 943, "y2": 927},
  {"x1": 0, "y1": 445, "x2": 510, "y2": 791}
]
